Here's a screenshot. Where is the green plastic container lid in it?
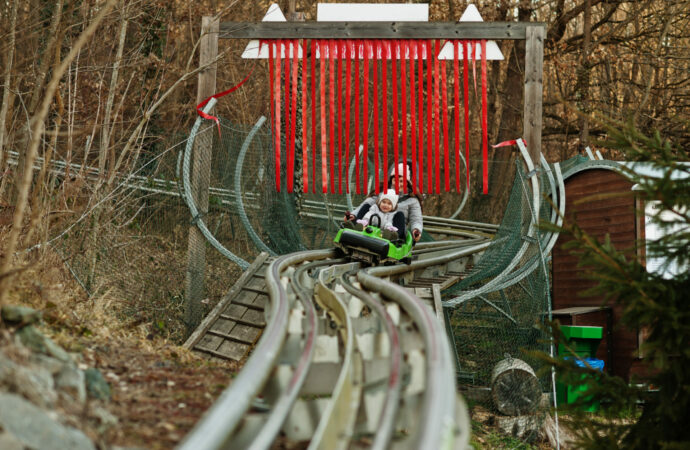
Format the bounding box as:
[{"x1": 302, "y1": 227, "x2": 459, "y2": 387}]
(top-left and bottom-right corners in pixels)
[{"x1": 561, "y1": 325, "x2": 603, "y2": 340}]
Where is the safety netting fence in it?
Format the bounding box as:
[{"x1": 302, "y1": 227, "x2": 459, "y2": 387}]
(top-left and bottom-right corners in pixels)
[{"x1": 439, "y1": 154, "x2": 588, "y2": 444}]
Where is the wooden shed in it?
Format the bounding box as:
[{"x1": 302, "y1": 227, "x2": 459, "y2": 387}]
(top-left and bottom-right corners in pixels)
[{"x1": 551, "y1": 162, "x2": 645, "y2": 381}]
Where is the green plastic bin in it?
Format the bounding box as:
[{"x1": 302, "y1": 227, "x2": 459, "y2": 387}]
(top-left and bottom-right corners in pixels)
[
  {"x1": 558, "y1": 325, "x2": 603, "y2": 357},
  {"x1": 556, "y1": 325, "x2": 604, "y2": 412}
]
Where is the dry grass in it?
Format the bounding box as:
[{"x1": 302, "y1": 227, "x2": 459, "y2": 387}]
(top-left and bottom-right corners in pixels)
[{"x1": 0, "y1": 231, "x2": 242, "y2": 449}]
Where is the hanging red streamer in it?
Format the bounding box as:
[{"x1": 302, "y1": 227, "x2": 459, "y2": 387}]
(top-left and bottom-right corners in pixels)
[
  {"x1": 328, "y1": 40, "x2": 336, "y2": 193},
  {"x1": 433, "y1": 39, "x2": 441, "y2": 194},
  {"x1": 453, "y1": 40, "x2": 460, "y2": 193},
  {"x1": 288, "y1": 40, "x2": 299, "y2": 193},
  {"x1": 409, "y1": 41, "x2": 417, "y2": 194},
  {"x1": 463, "y1": 40, "x2": 471, "y2": 190},
  {"x1": 302, "y1": 40, "x2": 308, "y2": 193},
  {"x1": 345, "y1": 40, "x2": 353, "y2": 194},
  {"x1": 337, "y1": 40, "x2": 344, "y2": 194},
  {"x1": 426, "y1": 40, "x2": 433, "y2": 194},
  {"x1": 362, "y1": 40, "x2": 371, "y2": 194},
  {"x1": 417, "y1": 41, "x2": 425, "y2": 194},
  {"x1": 354, "y1": 40, "x2": 361, "y2": 194},
  {"x1": 400, "y1": 41, "x2": 408, "y2": 193},
  {"x1": 481, "y1": 39, "x2": 488, "y2": 194},
  {"x1": 268, "y1": 42, "x2": 277, "y2": 191},
  {"x1": 196, "y1": 65, "x2": 258, "y2": 136},
  {"x1": 274, "y1": 42, "x2": 282, "y2": 191},
  {"x1": 319, "y1": 40, "x2": 327, "y2": 193},
  {"x1": 284, "y1": 43, "x2": 292, "y2": 192},
  {"x1": 382, "y1": 41, "x2": 390, "y2": 193},
  {"x1": 373, "y1": 41, "x2": 380, "y2": 194},
  {"x1": 441, "y1": 54, "x2": 450, "y2": 192},
  {"x1": 310, "y1": 40, "x2": 317, "y2": 193},
  {"x1": 492, "y1": 139, "x2": 518, "y2": 148},
  {"x1": 391, "y1": 41, "x2": 399, "y2": 192}
]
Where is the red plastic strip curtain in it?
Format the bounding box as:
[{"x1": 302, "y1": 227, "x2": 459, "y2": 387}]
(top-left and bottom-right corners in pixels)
[
  {"x1": 400, "y1": 41, "x2": 408, "y2": 193},
  {"x1": 441, "y1": 52, "x2": 450, "y2": 192},
  {"x1": 453, "y1": 40, "x2": 460, "y2": 193},
  {"x1": 289, "y1": 40, "x2": 299, "y2": 193},
  {"x1": 328, "y1": 40, "x2": 336, "y2": 193},
  {"x1": 362, "y1": 40, "x2": 371, "y2": 194},
  {"x1": 426, "y1": 40, "x2": 433, "y2": 194},
  {"x1": 416, "y1": 41, "x2": 424, "y2": 193},
  {"x1": 382, "y1": 41, "x2": 390, "y2": 192},
  {"x1": 337, "y1": 40, "x2": 344, "y2": 194},
  {"x1": 433, "y1": 39, "x2": 441, "y2": 194},
  {"x1": 269, "y1": 42, "x2": 277, "y2": 190},
  {"x1": 391, "y1": 41, "x2": 399, "y2": 192},
  {"x1": 302, "y1": 40, "x2": 308, "y2": 193},
  {"x1": 274, "y1": 42, "x2": 282, "y2": 191},
  {"x1": 373, "y1": 41, "x2": 380, "y2": 194},
  {"x1": 354, "y1": 40, "x2": 361, "y2": 193},
  {"x1": 319, "y1": 40, "x2": 328, "y2": 193},
  {"x1": 345, "y1": 41, "x2": 353, "y2": 193},
  {"x1": 310, "y1": 40, "x2": 317, "y2": 193},
  {"x1": 481, "y1": 39, "x2": 489, "y2": 194},
  {"x1": 463, "y1": 40, "x2": 471, "y2": 189},
  {"x1": 409, "y1": 41, "x2": 418, "y2": 194},
  {"x1": 284, "y1": 42, "x2": 292, "y2": 191}
]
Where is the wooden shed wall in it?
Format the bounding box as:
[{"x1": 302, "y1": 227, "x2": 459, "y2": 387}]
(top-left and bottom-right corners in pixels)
[{"x1": 552, "y1": 168, "x2": 642, "y2": 380}]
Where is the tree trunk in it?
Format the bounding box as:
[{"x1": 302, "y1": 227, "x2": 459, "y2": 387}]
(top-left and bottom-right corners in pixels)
[
  {"x1": 14, "y1": 0, "x2": 65, "y2": 201},
  {"x1": 468, "y1": 4, "x2": 533, "y2": 224},
  {"x1": 0, "y1": 0, "x2": 18, "y2": 175},
  {"x1": 578, "y1": 0, "x2": 592, "y2": 151}
]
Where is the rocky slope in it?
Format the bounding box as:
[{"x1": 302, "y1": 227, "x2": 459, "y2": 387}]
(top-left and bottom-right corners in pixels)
[{"x1": 0, "y1": 305, "x2": 236, "y2": 449}]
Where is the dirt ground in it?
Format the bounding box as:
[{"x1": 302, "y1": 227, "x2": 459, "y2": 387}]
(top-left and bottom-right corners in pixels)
[{"x1": 92, "y1": 342, "x2": 238, "y2": 449}]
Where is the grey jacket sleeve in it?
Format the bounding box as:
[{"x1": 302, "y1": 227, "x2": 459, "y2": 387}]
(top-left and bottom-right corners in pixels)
[
  {"x1": 352, "y1": 196, "x2": 377, "y2": 217},
  {"x1": 406, "y1": 198, "x2": 423, "y2": 232}
]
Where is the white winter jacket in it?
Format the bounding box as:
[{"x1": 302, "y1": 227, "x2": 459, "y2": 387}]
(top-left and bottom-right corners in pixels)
[{"x1": 353, "y1": 194, "x2": 423, "y2": 233}]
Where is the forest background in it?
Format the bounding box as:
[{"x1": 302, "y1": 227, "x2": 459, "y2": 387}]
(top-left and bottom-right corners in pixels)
[{"x1": 0, "y1": 0, "x2": 688, "y2": 447}]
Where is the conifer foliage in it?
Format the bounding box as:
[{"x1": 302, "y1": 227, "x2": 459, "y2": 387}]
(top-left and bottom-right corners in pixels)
[{"x1": 541, "y1": 121, "x2": 690, "y2": 448}]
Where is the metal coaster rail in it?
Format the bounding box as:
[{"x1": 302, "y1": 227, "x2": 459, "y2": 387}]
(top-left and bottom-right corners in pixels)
[{"x1": 179, "y1": 239, "x2": 489, "y2": 449}]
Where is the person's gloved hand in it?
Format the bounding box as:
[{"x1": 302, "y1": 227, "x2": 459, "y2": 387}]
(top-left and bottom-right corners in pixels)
[{"x1": 412, "y1": 229, "x2": 422, "y2": 241}]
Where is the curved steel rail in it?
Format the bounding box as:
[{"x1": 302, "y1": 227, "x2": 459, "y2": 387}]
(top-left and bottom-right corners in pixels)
[
  {"x1": 246, "y1": 258, "x2": 344, "y2": 449},
  {"x1": 179, "y1": 249, "x2": 335, "y2": 449},
  {"x1": 444, "y1": 139, "x2": 540, "y2": 307},
  {"x1": 181, "y1": 97, "x2": 249, "y2": 269},
  {"x1": 487, "y1": 161, "x2": 565, "y2": 293},
  {"x1": 308, "y1": 267, "x2": 362, "y2": 449},
  {"x1": 233, "y1": 115, "x2": 277, "y2": 256},
  {"x1": 448, "y1": 149, "x2": 470, "y2": 219},
  {"x1": 447, "y1": 158, "x2": 563, "y2": 303},
  {"x1": 181, "y1": 238, "x2": 487, "y2": 449},
  {"x1": 560, "y1": 158, "x2": 622, "y2": 180},
  {"x1": 357, "y1": 270, "x2": 460, "y2": 450},
  {"x1": 339, "y1": 271, "x2": 403, "y2": 450}
]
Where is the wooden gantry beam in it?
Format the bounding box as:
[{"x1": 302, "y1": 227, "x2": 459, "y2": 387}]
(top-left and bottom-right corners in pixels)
[{"x1": 219, "y1": 21, "x2": 545, "y2": 40}]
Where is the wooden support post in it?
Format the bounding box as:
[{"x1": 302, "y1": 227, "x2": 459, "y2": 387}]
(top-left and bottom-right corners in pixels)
[
  {"x1": 523, "y1": 26, "x2": 544, "y2": 166},
  {"x1": 185, "y1": 16, "x2": 219, "y2": 336}
]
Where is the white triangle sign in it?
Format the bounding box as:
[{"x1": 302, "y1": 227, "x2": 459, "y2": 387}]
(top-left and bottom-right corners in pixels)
[
  {"x1": 438, "y1": 4, "x2": 504, "y2": 60},
  {"x1": 242, "y1": 3, "x2": 303, "y2": 59}
]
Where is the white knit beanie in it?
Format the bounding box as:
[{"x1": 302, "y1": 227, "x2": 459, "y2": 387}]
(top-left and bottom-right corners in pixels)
[
  {"x1": 378, "y1": 189, "x2": 399, "y2": 209},
  {"x1": 389, "y1": 162, "x2": 411, "y2": 180}
]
